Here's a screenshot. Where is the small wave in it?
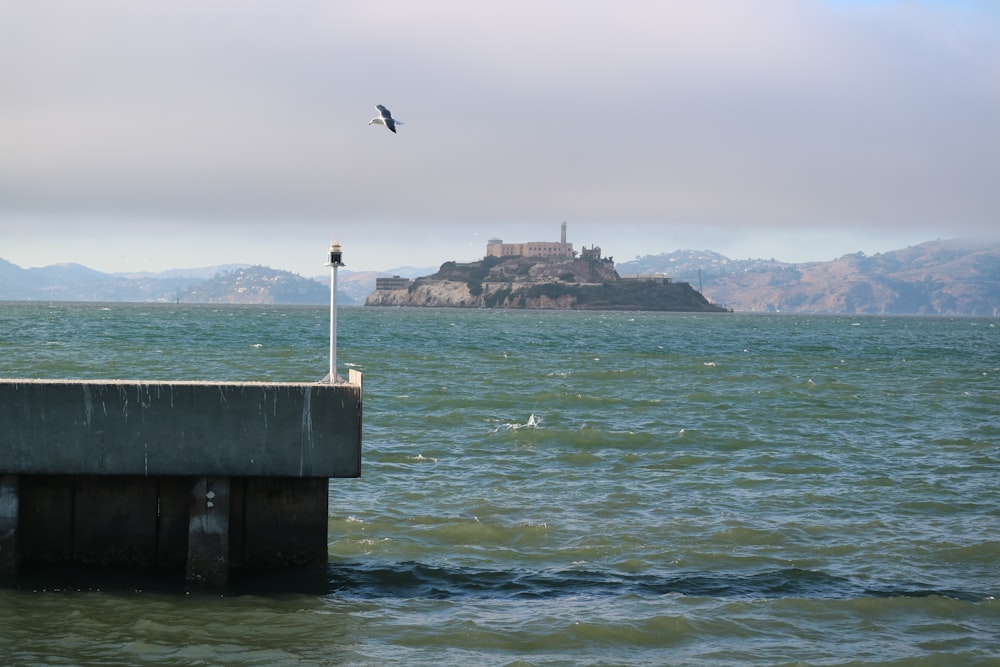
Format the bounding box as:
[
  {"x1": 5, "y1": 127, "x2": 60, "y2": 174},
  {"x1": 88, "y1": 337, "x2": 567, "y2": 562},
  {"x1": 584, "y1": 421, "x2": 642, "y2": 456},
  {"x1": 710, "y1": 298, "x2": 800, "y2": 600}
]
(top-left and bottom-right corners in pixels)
[
  {"x1": 492, "y1": 413, "x2": 542, "y2": 432},
  {"x1": 321, "y1": 563, "x2": 994, "y2": 603},
  {"x1": 8, "y1": 562, "x2": 991, "y2": 604}
]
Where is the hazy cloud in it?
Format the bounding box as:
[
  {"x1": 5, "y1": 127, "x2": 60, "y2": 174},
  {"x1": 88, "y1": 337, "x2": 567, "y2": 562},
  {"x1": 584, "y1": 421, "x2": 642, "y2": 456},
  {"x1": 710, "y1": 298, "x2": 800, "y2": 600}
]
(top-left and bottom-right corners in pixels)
[{"x1": 2, "y1": 0, "x2": 998, "y2": 272}]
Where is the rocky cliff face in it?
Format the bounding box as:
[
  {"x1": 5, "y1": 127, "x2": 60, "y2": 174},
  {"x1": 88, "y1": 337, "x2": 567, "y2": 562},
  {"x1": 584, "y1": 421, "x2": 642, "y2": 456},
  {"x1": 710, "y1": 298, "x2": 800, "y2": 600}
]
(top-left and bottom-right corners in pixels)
[
  {"x1": 365, "y1": 280, "x2": 582, "y2": 309},
  {"x1": 366, "y1": 279, "x2": 480, "y2": 307},
  {"x1": 365, "y1": 256, "x2": 726, "y2": 312}
]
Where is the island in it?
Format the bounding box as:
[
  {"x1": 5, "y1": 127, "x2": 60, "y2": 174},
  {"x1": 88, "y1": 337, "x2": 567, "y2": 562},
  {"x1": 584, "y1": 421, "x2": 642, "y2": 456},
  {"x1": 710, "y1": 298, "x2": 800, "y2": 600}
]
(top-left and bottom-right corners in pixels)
[{"x1": 365, "y1": 224, "x2": 728, "y2": 312}]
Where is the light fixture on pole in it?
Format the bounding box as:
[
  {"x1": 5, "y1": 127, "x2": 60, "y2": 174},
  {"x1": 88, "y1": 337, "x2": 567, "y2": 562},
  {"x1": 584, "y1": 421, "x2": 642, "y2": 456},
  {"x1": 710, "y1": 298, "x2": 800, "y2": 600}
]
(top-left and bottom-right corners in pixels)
[{"x1": 325, "y1": 240, "x2": 344, "y2": 383}]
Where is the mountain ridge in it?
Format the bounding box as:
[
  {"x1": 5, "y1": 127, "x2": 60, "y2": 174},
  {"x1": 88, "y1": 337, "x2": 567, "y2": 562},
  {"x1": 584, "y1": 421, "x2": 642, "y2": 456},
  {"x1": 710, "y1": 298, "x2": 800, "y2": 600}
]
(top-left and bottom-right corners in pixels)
[
  {"x1": 0, "y1": 261, "x2": 338, "y2": 305},
  {"x1": 2, "y1": 239, "x2": 998, "y2": 314},
  {"x1": 615, "y1": 239, "x2": 1000, "y2": 316}
]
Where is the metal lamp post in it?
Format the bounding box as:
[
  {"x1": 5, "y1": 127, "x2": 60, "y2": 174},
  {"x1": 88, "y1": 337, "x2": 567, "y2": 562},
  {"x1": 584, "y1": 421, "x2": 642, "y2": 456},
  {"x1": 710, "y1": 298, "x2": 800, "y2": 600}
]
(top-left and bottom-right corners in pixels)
[{"x1": 325, "y1": 240, "x2": 344, "y2": 383}]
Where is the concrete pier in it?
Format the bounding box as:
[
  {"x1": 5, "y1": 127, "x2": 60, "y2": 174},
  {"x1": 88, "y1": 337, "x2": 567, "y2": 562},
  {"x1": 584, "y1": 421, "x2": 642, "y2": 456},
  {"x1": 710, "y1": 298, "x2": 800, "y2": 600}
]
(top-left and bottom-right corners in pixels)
[{"x1": 0, "y1": 373, "x2": 362, "y2": 584}]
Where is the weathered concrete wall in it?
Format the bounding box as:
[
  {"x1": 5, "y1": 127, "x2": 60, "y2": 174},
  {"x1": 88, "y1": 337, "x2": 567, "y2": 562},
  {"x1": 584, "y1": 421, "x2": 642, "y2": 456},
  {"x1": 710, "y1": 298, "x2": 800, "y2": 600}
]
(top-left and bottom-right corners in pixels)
[
  {"x1": 0, "y1": 373, "x2": 362, "y2": 582},
  {"x1": 0, "y1": 376, "x2": 362, "y2": 478}
]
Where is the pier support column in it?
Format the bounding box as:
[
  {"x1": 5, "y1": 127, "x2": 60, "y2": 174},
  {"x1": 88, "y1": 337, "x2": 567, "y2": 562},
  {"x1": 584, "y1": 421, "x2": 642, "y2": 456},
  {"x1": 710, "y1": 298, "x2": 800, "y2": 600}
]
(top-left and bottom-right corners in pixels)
[
  {"x1": 0, "y1": 475, "x2": 18, "y2": 576},
  {"x1": 74, "y1": 476, "x2": 158, "y2": 568},
  {"x1": 186, "y1": 476, "x2": 231, "y2": 586},
  {"x1": 242, "y1": 477, "x2": 329, "y2": 569}
]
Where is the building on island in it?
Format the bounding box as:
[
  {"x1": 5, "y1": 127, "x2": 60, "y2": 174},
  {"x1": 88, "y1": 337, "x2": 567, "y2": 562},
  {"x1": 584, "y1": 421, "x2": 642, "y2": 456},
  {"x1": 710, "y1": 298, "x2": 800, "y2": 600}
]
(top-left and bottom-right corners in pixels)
[
  {"x1": 375, "y1": 275, "x2": 412, "y2": 290},
  {"x1": 487, "y1": 222, "x2": 574, "y2": 259},
  {"x1": 619, "y1": 274, "x2": 672, "y2": 284}
]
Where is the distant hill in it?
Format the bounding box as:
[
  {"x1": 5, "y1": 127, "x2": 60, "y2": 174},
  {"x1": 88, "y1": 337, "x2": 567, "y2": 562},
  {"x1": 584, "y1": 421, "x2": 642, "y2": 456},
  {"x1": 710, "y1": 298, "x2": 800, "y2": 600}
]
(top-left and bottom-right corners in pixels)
[
  {"x1": 178, "y1": 265, "x2": 330, "y2": 304},
  {"x1": 118, "y1": 264, "x2": 248, "y2": 281},
  {"x1": 0, "y1": 260, "x2": 342, "y2": 305},
  {"x1": 616, "y1": 240, "x2": 1000, "y2": 316}
]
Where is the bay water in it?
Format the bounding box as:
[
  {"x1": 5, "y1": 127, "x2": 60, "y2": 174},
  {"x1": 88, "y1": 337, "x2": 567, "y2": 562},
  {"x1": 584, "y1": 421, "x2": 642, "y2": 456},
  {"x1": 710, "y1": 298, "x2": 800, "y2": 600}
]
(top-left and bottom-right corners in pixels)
[{"x1": 0, "y1": 302, "x2": 997, "y2": 666}]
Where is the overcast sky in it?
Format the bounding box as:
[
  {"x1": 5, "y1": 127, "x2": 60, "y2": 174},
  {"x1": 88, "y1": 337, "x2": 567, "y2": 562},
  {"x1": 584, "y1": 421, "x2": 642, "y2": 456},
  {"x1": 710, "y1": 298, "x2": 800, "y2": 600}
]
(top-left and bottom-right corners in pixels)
[{"x1": 2, "y1": 0, "x2": 998, "y2": 276}]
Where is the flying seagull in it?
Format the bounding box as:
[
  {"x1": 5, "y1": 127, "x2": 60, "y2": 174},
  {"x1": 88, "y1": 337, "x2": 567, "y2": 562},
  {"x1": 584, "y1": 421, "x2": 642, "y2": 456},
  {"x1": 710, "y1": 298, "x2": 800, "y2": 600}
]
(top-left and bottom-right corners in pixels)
[{"x1": 369, "y1": 104, "x2": 403, "y2": 133}]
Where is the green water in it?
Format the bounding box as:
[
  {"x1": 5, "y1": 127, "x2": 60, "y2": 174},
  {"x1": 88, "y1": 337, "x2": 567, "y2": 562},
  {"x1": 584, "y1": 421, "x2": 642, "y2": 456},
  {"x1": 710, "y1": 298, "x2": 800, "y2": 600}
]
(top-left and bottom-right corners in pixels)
[{"x1": 1, "y1": 303, "x2": 998, "y2": 666}]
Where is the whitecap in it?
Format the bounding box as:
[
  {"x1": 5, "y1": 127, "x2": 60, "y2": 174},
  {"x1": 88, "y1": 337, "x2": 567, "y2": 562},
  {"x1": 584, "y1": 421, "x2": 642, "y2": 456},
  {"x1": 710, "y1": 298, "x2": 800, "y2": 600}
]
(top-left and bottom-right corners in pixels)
[{"x1": 492, "y1": 413, "x2": 542, "y2": 432}]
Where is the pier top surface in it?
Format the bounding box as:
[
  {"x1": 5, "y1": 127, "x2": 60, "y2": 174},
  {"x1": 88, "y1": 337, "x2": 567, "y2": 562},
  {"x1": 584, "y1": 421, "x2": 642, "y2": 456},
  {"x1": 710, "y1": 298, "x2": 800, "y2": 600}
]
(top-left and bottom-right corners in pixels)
[{"x1": 0, "y1": 374, "x2": 362, "y2": 478}]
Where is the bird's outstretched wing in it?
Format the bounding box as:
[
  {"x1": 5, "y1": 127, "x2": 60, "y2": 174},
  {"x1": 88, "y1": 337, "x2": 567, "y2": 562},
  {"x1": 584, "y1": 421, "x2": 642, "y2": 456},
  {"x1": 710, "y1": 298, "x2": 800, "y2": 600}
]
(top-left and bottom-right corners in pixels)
[{"x1": 373, "y1": 104, "x2": 398, "y2": 133}]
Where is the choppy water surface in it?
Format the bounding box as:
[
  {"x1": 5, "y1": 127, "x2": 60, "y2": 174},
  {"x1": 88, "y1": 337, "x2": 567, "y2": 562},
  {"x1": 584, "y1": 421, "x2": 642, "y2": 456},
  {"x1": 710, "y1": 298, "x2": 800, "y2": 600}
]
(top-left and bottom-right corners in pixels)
[{"x1": 1, "y1": 303, "x2": 998, "y2": 666}]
